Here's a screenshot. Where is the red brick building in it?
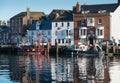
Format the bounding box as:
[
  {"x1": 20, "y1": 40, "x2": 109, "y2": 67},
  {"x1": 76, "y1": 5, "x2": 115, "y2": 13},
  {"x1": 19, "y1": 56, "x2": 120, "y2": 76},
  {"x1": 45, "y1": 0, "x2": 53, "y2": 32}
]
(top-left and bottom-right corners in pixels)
[{"x1": 73, "y1": 2, "x2": 120, "y2": 44}]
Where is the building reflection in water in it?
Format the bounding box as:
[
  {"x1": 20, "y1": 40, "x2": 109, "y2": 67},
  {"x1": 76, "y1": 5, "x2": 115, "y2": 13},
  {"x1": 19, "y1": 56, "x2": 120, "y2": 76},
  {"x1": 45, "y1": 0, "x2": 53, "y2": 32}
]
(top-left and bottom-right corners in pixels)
[
  {"x1": 51, "y1": 56, "x2": 74, "y2": 83},
  {"x1": 1, "y1": 53, "x2": 117, "y2": 83},
  {"x1": 13, "y1": 53, "x2": 113, "y2": 83},
  {"x1": 73, "y1": 55, "x2": 110, "y2": 83},
  {"x1": 22, "y1": 54, "x2": 51, "y2": 83}
]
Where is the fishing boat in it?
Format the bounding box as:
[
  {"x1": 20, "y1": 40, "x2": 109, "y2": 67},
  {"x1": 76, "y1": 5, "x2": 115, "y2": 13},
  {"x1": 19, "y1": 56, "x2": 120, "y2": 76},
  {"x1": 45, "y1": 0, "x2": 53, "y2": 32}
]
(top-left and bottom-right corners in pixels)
[
  {"x1": 20, "y1": 45, "x2": 47, "y2": 54},
  {"x1": 63, "y1": 43, "x2": 104, "y2": 56}
]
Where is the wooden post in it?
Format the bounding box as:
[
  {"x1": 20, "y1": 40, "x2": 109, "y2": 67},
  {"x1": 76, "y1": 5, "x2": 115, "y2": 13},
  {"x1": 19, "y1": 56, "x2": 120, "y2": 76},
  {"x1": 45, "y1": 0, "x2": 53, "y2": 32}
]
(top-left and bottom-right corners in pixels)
[
  {"x1": 106, "y1": 41, "x2": 109, "y2": 54},
  {"x1": 47, "y1": 42, "x2": 50, "y2": 54},
  {"x1": 113, "y1": 46, "x2": 116, "y2": 54},
  {"x1": 55, "y1": 41, "x2": 58, "y2": 55},
  {"x1": 55, "y1": 41, "x2": 59, "y2": 63}
]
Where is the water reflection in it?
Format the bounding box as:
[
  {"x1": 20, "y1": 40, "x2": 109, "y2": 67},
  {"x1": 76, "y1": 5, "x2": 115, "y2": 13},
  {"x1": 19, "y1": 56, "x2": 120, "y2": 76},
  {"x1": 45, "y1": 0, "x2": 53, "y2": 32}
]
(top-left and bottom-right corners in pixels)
[
  {"x1": 23, "y1": 54, "x2": 51, "y2": 83},
  {"x1": 76, "y1": 56, "x2": 108, "y2": 83},
  {"x1": 51, "y1": 56, "x2": 74, "y2": 82},
  {"x1": 0, "y1": 53, "x2": 120, "y2": 83}
]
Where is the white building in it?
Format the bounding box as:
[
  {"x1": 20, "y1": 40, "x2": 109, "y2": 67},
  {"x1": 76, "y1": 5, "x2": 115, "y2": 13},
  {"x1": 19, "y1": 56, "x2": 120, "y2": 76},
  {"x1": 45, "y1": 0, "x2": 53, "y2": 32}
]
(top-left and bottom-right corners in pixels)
[
  {"x1": 27, "y1": 20, "x2": 52, "y2": 45},
  {"x1": 110, "y1": 1, "x2": 120, "y2": 44},
  {"x1": 50, "y1": 9, "x2": 74, "y2": 46}
]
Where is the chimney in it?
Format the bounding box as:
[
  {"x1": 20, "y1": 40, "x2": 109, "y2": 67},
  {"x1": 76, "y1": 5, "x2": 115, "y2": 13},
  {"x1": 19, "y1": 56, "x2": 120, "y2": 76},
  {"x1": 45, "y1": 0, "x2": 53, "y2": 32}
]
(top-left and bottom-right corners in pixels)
[
  {"x1": 27, "y1": 8, "x2": 30, "y2": 18},
  {"x1": 76, "y1": 2, "x2": 81, "y2": 12},
  {"x1": 1, "y1": 21, "x2": 6, "y2": 26}
]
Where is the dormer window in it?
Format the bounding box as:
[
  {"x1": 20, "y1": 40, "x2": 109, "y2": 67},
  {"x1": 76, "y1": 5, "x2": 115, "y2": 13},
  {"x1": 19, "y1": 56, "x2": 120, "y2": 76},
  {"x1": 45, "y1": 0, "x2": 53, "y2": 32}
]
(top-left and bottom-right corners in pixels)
[
  {"x1": 98, "y1": 10, "x2": 106, "y2": 13},
  {"x1": 85, "y1": 10, "x2": 90, "y2": 14},
  {"x1": 82, "y1": 10, "x2": 90, "y2": 14}
]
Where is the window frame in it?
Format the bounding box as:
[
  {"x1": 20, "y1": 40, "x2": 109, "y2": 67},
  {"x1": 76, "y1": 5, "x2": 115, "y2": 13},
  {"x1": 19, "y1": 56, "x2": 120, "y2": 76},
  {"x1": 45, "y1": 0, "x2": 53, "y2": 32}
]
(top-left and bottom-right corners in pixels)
[
  {"x1": 98, "y1": 18, "x2": 102, "y2": 24},
  {"x1": 87, "y1": 18, "x2": 94, "y2": 26},
  {"x1": 96, "y1": 26, "x2": 104, "y2": 38},
  {"x1": 55, "y1": 23, "x2": 58, "y2": 27},
  {"x1": 79, "y1": 27, "x2": 87, "y2": 38}
]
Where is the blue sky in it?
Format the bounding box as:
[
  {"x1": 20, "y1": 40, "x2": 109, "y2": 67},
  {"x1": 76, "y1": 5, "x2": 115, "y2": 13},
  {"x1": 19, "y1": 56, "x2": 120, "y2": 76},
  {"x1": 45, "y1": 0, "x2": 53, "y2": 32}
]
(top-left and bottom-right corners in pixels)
[{"x1": 0, "y1": 0, "x2": 117, "y2": 22}]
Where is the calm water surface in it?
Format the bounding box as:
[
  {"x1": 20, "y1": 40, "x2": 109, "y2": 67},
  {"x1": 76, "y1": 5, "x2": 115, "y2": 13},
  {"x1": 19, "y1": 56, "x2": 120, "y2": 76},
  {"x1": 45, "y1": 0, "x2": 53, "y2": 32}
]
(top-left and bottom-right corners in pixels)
[{"x1": 0, "y1": 53, "x2": 120, "y2": 83}]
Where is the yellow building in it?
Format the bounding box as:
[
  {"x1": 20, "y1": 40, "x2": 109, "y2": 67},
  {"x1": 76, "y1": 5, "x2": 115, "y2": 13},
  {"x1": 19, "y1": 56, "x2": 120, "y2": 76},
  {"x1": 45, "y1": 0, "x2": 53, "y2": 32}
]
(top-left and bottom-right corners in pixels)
[{"x1": 10, "y1": 8, "x2": 45, "y2": 43}]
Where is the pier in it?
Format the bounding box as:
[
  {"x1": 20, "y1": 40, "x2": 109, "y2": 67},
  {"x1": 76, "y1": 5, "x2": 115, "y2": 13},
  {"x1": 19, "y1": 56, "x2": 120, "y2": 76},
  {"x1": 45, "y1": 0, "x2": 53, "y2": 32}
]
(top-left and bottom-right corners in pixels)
[
  {"x1": 105, "y1": 45, "x2": 120, "y2": 56},
  {"x1": 0, "y1": 44, "x2": 19, "y2": 54}
]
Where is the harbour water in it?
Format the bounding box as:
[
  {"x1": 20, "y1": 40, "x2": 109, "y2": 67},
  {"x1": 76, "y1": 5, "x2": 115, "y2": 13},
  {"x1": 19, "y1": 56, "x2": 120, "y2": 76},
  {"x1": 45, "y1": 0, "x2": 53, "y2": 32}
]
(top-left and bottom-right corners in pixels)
[{"x1": 0, "y1": 53, "x2": 120, "y2": 83}]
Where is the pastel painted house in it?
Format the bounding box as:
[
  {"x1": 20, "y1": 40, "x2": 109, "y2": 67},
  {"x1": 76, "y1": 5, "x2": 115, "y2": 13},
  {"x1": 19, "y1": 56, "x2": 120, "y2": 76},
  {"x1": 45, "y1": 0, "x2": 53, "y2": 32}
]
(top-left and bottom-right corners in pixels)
[{"x1": 27, "y1": 20, "x2": 52, "y2": 46}]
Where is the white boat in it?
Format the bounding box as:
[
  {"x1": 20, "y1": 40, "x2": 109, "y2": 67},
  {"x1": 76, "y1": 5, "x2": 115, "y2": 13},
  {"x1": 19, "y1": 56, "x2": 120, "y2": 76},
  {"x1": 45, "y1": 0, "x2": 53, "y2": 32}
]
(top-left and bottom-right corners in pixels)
[{"x1": 64, "y1": 43, "x2": 104, "y2": 56}]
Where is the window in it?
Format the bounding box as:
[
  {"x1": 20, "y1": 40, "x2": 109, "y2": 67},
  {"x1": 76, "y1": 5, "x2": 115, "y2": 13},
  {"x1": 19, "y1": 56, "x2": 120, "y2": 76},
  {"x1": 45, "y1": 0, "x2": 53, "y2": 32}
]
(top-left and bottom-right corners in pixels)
[
  {"x1": 58, "y1": 39, "x2": 60, "y2": 43},
  {"x1": 85, "y1": 10, "x2": 90, "y2": 14},
  {"x1": 19, "y1": 19, "x2": 21, "y2": 24},
  {"x1": 98, "y1": 10, "x2": 106, "y2": 13},
  {"x1": 61, "y1": 22, "x2": 64, "y2": 27},
  {"x1": 69, "y1": 30, "x2": 71, "y2": 35},
  {"x1": 97, "y1": 29, "x2": 103, "y2": 36},
  {"x1": 80, "y1": 28, "x2": 87, "y2": 36},
  {"x1": 81, "y1": 19, "x2": 86, "y2": 26},
  {"x1": 87, "y1": 18, "x2": 94, "y2": 26},
  {"x1": 96, "y1": 26, "x2": 104, "y2": 38},
  {"x1": 80, "y1": 29, "x2": 86, "y2": 35},
  {"x1": 12, "y1": 19, "x2": 14, "y2": 24},
  {"x1": 66, "y1": 39, "x2": 68, "y2": 43},
  {"x1": 69, "y1": 39, "x2": 71, "y2": 43},
  {"x1": 67, "y1": 22, "x2": 70, "y2": 27},
  {"x1": 48, "y1": 31, "x2": 51, "y2": 35},
  {"x1": 55, "y1": 31, "x2": 57, "y2": 36},
  {"x1": 98, "y1": 18, "x2": 102, "y2": 24},
  {"x1": 62, "y1": 39, "x2": 64, "y2": 44},
  {"x1": 66, "y1": 30, "x2": 69, "y2": 36},
  {"x1": 119, "y1": 40, "x2": 120, "y2": 44},
  {"x1": 55, "y1": 23, "x2": 57, "y2": 27},
  {"x1": 79, "y1": 27, "x2": 87, "y2": 38}
]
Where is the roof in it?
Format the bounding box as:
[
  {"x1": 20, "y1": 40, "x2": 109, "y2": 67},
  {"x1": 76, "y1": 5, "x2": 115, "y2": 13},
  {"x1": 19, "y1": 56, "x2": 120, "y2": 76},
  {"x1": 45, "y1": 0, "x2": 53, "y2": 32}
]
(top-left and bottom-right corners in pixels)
[
  {"x1": 11, "y1": 12, "x2": 45, "y2": 20},
  {"x1": 75, "y1": 3, "x2": 119, "y2": 14},
  {"x1": 29, "y1": 20, "x2": 52, "y2": 30},
  {"x1": 0, "y1": 26, "x2": 10, "y2": 32},
  {"x1": 48, "y1": 9, "x2": 73, "y2": 22}
]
